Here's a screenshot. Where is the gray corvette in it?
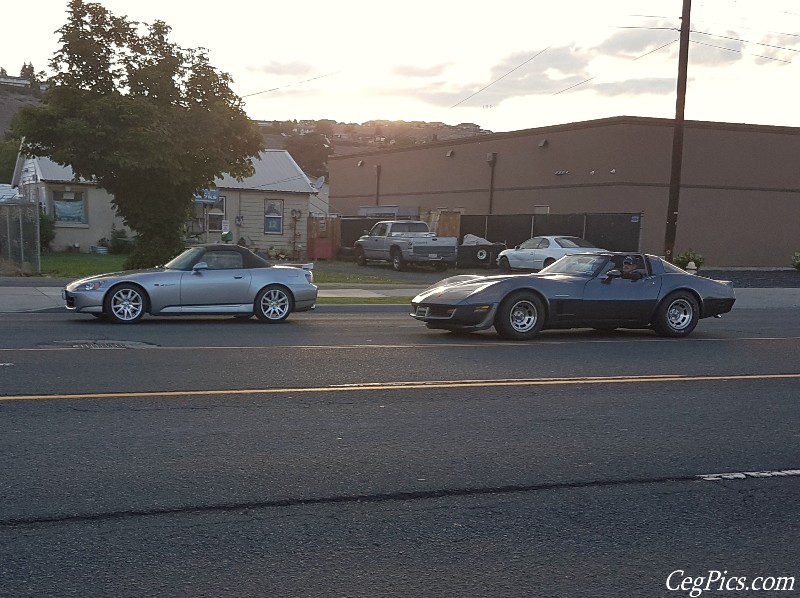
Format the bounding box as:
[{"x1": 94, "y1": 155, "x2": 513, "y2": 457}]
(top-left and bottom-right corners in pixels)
[
  {"x1": 63, "y1": 244, "x2": 317, "y2": 324},
  {"x1": 411, "y1": 252, "x2": 735, "y2": 340}
]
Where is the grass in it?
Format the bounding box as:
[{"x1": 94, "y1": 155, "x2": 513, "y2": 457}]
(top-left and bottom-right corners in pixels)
[
  {"x1": 316, "y1": 296, "x2": 413, "y2": 305},
  {"x1": 310, "y1": 270, "x2": 403, "y2": 285},
  {"x1": 40, "y1": 253, "x2": 127, "y2": 278}
]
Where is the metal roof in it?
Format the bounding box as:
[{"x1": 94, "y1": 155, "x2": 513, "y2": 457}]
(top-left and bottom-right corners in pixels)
[
  {"x1": 21, "y1": 150, "x2": 315, "y2": 194},
  {"x1": 214, "y1": 150, "x2": 315, "y2": 193},
  {"x1": 0, "y1": 183, "x2": 22, "y2": 203}
]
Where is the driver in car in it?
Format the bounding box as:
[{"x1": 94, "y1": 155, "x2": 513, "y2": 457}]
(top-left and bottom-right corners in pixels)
[{"x1": 621, "y1": 256, "x2": 644, "y2": 281}]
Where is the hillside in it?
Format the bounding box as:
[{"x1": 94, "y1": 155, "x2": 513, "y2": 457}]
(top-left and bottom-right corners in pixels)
[{"x1": 0, "y1": 87, "x2": 40, "y2": 135}]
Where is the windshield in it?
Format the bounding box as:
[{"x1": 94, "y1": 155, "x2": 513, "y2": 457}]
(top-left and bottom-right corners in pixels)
[
  {"x1": 555, "y1": 236, "x2": 595, "y2": 248},
  {"x1": 540, "y1": 254, "x2": 607, "y2": 276},
  {"x1": 164, "y1": 247, "x2": 204, "y2": 270},
  {"x1": 391, "y1": 222, "x2": 429, "y2": 233}
]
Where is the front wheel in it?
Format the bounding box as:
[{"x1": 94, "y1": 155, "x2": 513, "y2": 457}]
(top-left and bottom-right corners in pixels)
[
  {"x1": 494, "y1": 291, "x2": 546, "y2": 340},
  {"x1": 355, "y1": 247, "x2": 367, "y2": 266},
  {"x1": 104, "y1": 284, "x2": 146, "y2": 324},
  {"x1": 652, "y1": 292, "x2": 699, "y2": 337},
  {"x1": 255, "y1": 285, "x2": 294, "y2": 323},
  {"x1": 391, "y1": 249, "x2": 405, "y2": 272},
  {"x1": 498, "y1": 256, "x2": 511, "y2": 273}
]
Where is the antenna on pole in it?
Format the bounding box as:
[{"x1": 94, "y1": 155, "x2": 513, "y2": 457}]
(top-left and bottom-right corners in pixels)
[{"x1": 664, "y1": 0, "x2": 692, "y2": 263}]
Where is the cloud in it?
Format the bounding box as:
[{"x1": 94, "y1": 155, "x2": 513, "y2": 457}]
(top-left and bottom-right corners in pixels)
[
  {"x1": 393, "y1": 63, "x2": 450, "y2": 77},
  {"x1": 597, "y1": 25, "x2": 678, "y2": 57},
  {"x1": 752, "y1": 33, "x2": 800, "y2": 65},
  {"x1": 248, "y1": 61, "x2": 314, "y2": 76},
  {"x1": 592, "y1": 77, "x2": 676, "y2": 96}
]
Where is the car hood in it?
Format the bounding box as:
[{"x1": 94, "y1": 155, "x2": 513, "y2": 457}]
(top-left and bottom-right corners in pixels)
[
  {"x1": 414, "y1": 272, "x2": 583, "y2": 303},
  {"x1": 67, "y1": 267, "x2": 165, "y2": 290}
]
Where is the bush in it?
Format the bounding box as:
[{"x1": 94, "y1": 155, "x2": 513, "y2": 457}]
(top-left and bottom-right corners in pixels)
[
  {"x1": 39, "y1": 211, "x2": 55, "y2": 250},
  {"x1": 792, "y1": 252, "x2": 800, "y2": 271},
  {"x1": 108, "y1": 226, "x2": 132, "y2": 254},
  {"x1": 674, "y1": 250, "x2": 705, "y2": 270}
]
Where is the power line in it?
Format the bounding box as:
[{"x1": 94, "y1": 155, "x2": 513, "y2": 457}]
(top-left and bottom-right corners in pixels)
[
  {"x1": 690, "y1": 29, "x2": 800, "y2": 53},
  {"x1": 689, "y1": 39, "x2": 792, "y2": 63},
  {"x1": 241, "y1": 71, "x2": 340, "y2": 98},
  {"x1": 450, "y1": 47, "x2": 549, "y2": 108},
  {"x1": 551, "y1": 39, "x2": 678, "y2": 95}
]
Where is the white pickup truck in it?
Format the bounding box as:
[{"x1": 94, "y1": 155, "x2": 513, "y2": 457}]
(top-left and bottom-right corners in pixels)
[{"x1": 354, "y1": 220, "x2": 458, "y2": 271}]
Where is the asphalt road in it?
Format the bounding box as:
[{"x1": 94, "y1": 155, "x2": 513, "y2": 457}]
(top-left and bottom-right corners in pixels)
[{"x1": 1, "y1": 307, "x2": 798, "y2": 597}]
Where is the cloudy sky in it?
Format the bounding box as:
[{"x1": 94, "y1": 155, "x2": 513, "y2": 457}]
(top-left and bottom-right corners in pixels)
[{"x1": 4, "y1": 0, "x2": 800, "y2": 132}]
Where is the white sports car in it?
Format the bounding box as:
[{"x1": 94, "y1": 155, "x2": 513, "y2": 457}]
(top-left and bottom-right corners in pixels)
[{"x1": 497, "y1": 235, "x2": 605, "y2": 272}]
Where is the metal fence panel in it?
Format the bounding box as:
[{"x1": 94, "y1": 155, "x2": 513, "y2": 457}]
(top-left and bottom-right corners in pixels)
[
  {"x1": 0, "y1": 203, "x2": 40, "y2": 274},
  {"x1": 584, "y1": 213, "x2": 642, "y2": 251}
]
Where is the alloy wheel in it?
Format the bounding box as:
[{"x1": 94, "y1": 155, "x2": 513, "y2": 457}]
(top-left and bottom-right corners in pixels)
[
  {"x1": 110, "y1": 288, "x2": 143, "y2": 321},
  {"x1": 509, "y1": 300, "x2": 538, "y2": 332},
  {"x1": 667, "y1": 298, "x2": 693, "y2": 330},
  {"x1": 260, "y1": 289, "x2": 290, "y2": 320}
]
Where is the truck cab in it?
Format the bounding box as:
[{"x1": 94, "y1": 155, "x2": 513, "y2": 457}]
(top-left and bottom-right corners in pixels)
[{"x1": 355, "y1": 220, "x2": 458, "y2": 271}]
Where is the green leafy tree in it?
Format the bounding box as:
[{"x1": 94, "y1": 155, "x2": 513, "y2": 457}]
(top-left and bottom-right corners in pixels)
[
  {"x1": 0, "y1": 137, "x2": 20, "y2": 182},
  {"x1": 285, "y1": 133, "x2": 332, "y2": 179},
  {"x1": 14, "y1": 0, "x2": 263, "y2": 267}
]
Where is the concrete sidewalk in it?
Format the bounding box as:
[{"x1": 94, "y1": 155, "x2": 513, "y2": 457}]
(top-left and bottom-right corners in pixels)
[{"x1": 1, "y1": 282, "x2": 799, "y2": 313}]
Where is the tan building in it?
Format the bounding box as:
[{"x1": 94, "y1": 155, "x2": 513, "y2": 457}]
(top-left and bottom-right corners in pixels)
[
  {"x1": 13, "y1": 150, "x2": 320, "y2": 258},
  {"x1": 329, "y1": 116, "x2": 800, "y2": 267}
]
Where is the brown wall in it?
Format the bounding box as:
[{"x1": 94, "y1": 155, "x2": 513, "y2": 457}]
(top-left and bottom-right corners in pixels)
[{"x1": 329, "y1": 117, "x2": 800, "y2": 266}]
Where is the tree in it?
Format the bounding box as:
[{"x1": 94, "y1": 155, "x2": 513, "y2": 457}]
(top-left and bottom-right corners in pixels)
[
  {"x1": 285, "y1": 133, "x2": 332, "y2": 179},
  {"x1": 20, "y1": 63, "x2": 34, "y2": 79},
  {"x1": 14, "y1": 0, "x2": 263, "y2": 267}
]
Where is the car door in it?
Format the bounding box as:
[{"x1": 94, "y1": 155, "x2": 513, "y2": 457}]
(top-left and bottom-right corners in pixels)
[
  {"x1": 364, "y1": 223, "x2": 387, "y2": 259},
  {"x1": 580, "y1": 256, "x2": 661, "y2": 323},
  {"x1": 180, "y1": 249, "x2": 253, "y2": 307},
  {"x1": 511, "y1": 237, "x2": 541, "y2": 269},
  {"x1": 532, "y1": 237, "x2": 552, "y2": 269}
]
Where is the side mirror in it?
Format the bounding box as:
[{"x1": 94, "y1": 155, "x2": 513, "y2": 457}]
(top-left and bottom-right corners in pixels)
[
  {"x1": 193, "y1": 261, "x2": 208, "y2": 273},
  {"x1": 603, "y1": 269, "x2": 621, "y2": 283},
  {"x1": 514, "y1": 245, "x2": 520, "y2": 250}
]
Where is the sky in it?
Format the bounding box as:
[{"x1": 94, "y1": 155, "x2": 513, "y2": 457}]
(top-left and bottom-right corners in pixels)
[{"x1": 3, "y1": 0, "x2": 800, "y2": 132}]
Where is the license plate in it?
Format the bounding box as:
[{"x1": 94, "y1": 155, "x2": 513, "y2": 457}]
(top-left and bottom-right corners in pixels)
[
  {"x1": 61, "y1": 290, "x2": 66, "y2": 299},
  {"x1": 428, "y1": 254, "x2": 438, "y2": 258},
  {"x1": 415, "y1": 306, "x2": 429, "y2": 317}
]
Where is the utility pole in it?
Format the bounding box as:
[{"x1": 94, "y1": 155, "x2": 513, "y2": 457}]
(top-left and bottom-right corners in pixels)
[{"x1": 664, "y1": 0, "x2": 692, "y2": 262}]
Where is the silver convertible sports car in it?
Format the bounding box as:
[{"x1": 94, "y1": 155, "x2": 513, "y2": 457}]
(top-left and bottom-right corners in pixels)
[
  {"x1": 63, "y1": 244, "x2": 317, "y2": 324},
  {"x1": 411, "y1": 252, "x2": 735, "y2": 340}
]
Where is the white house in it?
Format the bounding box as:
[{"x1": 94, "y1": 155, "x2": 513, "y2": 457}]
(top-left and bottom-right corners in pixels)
[{"x1": 12, "y1": 150, "x2": 320, "y2": 258}]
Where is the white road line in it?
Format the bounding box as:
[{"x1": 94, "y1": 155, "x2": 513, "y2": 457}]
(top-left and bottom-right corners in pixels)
[{"x1": 698, "y1": 469, "x2": 800, "y2": 481}]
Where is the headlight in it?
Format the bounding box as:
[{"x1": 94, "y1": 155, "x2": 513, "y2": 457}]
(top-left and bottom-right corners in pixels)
[{"x1": 81, "y1": 281, "x2": 104, "y2": 291}]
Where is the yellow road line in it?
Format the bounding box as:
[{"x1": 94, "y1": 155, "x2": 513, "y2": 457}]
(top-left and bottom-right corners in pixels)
[
  {"x1": 1, "y1": 336, "x2": 800, "y2": 353},
  {"x1": 2, "y1": 373, "x2": 799, "y2": 402}
]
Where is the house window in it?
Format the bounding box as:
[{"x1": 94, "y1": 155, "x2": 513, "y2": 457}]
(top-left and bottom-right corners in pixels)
[
  {"x1": 207, "y1": 196, "x2": 226, "y2": 232},
  {"x1": 53, "y1": 190, "x2": 87, "y2": 224},
  {"x1": 264, "y1": 199, "x2": 284, "y2": 234}
]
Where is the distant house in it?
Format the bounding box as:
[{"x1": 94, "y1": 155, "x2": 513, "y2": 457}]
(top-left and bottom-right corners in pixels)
[{"x1": 11, "y1": 150, "x2": 320, "y2": 257}]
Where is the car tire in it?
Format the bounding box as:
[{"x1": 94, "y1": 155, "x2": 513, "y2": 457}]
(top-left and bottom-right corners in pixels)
[
  {"x1": 499, "y1": 256, "x2": 511, "y2": 272},
  {"x1": 652, "y1": 291, "x2": 699, "y2": 337},
  {"x1": 355, "y1": 247, "x2": 367, "y2": 266},
  {"x1": 391, "y1": 248, "x2": 405, "y2": 272},
  {"x1": 104, "y1": 284, "x2": 147, "y2": 324},
  {"x1": 494, "y1": 291, "x2": 546, "y2": 340},
  {"x1": 542, "y1": 258, "x2": 556, "y2": 269},
  {"x1": 255, "y1": 285, "x2": 294, "y2": 323}
]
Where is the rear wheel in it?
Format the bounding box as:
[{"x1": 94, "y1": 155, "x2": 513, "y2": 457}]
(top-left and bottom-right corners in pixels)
[
  {"x1": 104, "y1": 284, "x2": 146, "y2": 324},
  {"x1": 255, "y1": 285, "x2": 294, "y2": 323},
  {"x1": 355, "y1": 246, "x2": 367, "y2": 266},
  {"x1": 391, "y1": 248, "x2": 405, "y2": 272},
  {"x1": 499, "y1": 256, "x2": 511, "y2": 272},
  {"x1": 494, "y1": 291, "x2": 546, "y2": 340},
  {"x1": 542, "y1": 258, "x2": 556, "y2": 269},
  {"x1": 653, "y1": 291, "x2": 699, "y2": 337}
]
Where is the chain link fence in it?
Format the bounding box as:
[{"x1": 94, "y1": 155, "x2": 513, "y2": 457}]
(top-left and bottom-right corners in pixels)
[{"x1": 0, "y1": 201, "x2": 41, "y2": 274}]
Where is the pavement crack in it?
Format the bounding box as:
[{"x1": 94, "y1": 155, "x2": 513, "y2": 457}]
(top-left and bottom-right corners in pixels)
[{"x1": 0, "y1": 472, "x2": 717, "y2": 529}]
